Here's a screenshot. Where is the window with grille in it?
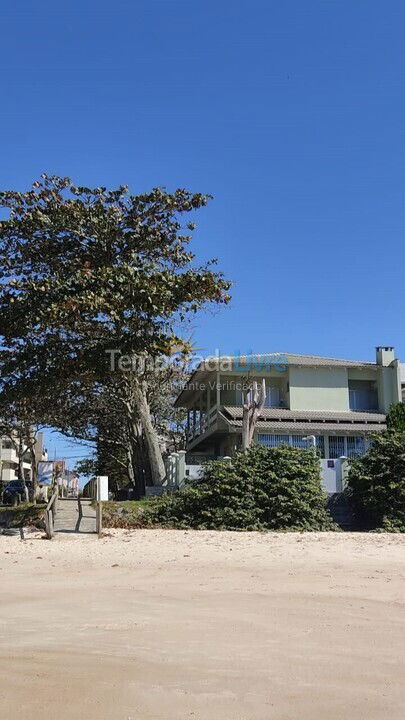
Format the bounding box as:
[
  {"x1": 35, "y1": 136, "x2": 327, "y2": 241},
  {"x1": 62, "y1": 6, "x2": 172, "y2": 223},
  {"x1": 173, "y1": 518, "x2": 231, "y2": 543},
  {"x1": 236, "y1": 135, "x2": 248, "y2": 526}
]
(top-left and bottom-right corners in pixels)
[
  {"x1": 290, "y1": 435, "x2": 307, "y2": 448},
  {"x1": 346, "y1": 436, "x2": 365, "y2": 458},
  {"x1": 258, "y1": 434, "x2": 325, "y2": 456},
  {"x1": 315, "y1": 436, "x2": 325, "y2": 458},
  {"x1": 328, "y1": 436, "x2": 345, "y2": 459},
  {"x1": 257, "y1": 434, "x2": 289, "y2": 447}
]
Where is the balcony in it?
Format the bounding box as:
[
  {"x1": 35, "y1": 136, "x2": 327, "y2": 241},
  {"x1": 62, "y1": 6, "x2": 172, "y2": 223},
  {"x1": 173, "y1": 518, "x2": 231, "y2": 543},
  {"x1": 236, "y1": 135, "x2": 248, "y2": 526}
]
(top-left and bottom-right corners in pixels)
[
  {"x1": 349, "y1": 389, "x2": 378, "y2": 413},
  {"x1": 187, "y1": 405, "x2": 218, "y2": 442},
  {"x1": 1, "y1": 467, "x2": 17, "y2": 483},
  {"x1": 1, "y1": 447, "x2": 18, "y2": 464}
]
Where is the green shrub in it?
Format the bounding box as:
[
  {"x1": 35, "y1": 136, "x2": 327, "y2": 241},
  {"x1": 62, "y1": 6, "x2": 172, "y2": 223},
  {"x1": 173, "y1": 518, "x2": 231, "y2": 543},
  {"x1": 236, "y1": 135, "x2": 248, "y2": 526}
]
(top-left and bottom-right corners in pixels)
[
  {"x1": 0, "y1": 502, "x2": 46, "y2": 529},
  {"x1": 101, "y1": 500, "x2": 155, "y2": 529},
  {"x1": 347, "y1": 431, "x2": 405, "y2": 531},
  {"x1": 147, "y1": 444, "x2": 335, "y2": 531},
  {"x1": 386, "y1": 402, "x2": 405, "y2": 433}
]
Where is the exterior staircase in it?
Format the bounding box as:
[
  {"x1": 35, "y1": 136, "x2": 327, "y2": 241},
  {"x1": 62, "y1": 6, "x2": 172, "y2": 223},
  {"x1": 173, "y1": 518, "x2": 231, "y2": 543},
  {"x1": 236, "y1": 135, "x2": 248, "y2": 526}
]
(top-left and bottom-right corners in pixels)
[{"x1": 53, "y1": 498, "x2": 97, "y2": 534}]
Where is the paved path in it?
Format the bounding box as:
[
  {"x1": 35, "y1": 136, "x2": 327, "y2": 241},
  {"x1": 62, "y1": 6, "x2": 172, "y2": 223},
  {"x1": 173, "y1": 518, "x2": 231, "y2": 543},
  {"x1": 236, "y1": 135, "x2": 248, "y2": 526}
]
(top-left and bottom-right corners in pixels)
[{"x1": 54, "y1": 498, "x2": 96, "y2": 534}]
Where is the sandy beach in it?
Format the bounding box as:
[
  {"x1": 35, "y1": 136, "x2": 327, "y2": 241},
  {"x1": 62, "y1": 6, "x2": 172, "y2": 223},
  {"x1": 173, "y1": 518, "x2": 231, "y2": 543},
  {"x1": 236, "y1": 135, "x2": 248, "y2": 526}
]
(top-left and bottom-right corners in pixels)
[{"x1": 1, "y1": 529, "x2": 404, "y2": 719}]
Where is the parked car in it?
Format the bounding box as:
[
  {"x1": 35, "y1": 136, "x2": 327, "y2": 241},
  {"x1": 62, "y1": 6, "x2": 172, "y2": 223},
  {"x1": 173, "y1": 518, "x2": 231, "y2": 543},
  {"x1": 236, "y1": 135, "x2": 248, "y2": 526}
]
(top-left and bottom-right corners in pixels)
[{"x1": 2, "y1": 480, "x2": 33, "y2": 505}]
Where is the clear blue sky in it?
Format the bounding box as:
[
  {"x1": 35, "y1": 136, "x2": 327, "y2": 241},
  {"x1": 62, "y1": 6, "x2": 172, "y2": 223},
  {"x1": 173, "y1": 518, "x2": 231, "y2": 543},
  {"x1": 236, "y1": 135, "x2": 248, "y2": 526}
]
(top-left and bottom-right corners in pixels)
[{"x1": 1, "y1": 0, "x2": 404, "y2": 466}]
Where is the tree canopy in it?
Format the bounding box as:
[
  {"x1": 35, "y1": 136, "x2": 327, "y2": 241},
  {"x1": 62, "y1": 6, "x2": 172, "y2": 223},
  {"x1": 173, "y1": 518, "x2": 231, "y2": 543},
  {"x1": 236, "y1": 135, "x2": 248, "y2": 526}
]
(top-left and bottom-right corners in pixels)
[{"x1": 0, "y1": 175, "x2": 231, "y2": 491}]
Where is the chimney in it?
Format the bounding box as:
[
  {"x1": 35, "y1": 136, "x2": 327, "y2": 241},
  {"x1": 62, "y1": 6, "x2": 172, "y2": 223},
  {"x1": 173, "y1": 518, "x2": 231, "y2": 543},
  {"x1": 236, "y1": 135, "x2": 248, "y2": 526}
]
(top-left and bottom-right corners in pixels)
[{"x1": 376, "y1": 346, "x2": 395, "y2": 367}]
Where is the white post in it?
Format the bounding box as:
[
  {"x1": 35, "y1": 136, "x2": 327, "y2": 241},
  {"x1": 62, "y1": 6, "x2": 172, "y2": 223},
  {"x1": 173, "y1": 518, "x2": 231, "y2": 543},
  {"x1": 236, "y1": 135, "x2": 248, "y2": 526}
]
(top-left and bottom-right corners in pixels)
[
  {"x1": 96, "y1": 476, "x2": 108, "y2": 538},
  {"x1": 178, "y1": 450, "x2": 186, "y2": 489},
  {"x1": 172, "y1": 453, "x2": 179, "y2": 489},
  {"x1": 338, "y1": 456, "x2": 349, "y2": 491}
]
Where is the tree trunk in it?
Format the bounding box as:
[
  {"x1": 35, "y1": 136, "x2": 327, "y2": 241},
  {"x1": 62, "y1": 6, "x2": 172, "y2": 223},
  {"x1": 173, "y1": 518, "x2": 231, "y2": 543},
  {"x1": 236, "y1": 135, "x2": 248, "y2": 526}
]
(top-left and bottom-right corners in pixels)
[
  {"x1": 16, "y1": 435, "x2": 29, "y2": 500},
  {"x1": 30, "y1": 443, "x2": 38, "y2": 504},
  {"x1": 132, "y1": 380, "x2": 166, "y2": 486},
  {"x1": 128, "y1": 440, "x2": 146, "y2": 499},
  {"x1": 242, "y1": 378, "x2": 266, "y2": 451},
  {"x1": 242, "y1": 396, "x2": 250, "y2": 452}
]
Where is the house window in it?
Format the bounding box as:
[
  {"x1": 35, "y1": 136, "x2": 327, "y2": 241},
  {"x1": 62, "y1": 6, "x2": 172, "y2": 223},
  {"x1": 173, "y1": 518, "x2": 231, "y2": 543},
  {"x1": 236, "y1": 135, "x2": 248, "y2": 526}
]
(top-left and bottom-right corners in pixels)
[
  {"x1": 258, "y1": 434, "x2": 289, "y2": 447},
  {"x1": 328, "y1": 435, "x2": 367, "y2": 458},
  {"x1": 328, "y1": 436, "x2": 345, "y2": 459},
  {"x1": 348, "y1": 381, "x2": 378, "y2": 411},
  {"x1": 264, "y1": 386, "x2": 280, "y2": 408},
  {"x1": 290, "y1": 435, "x2": 325, "y2": 457},
  {"x1": 290, "y1": 435, "x2": 307, "y2": 448},
  {"x1": 346, "y1": 436, "x2": 365, "y2": 458},
  {"x1": 315, "y1": 436, "x2": 325, "y2": 458},
  {"x1": 258, "y1": 434, "x2": 325, "y2": 457}
]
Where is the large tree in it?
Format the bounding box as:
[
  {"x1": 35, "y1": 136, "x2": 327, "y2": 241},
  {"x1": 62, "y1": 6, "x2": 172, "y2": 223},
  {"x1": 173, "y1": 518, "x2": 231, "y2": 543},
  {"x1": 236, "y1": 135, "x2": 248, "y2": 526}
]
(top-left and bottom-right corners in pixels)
[
  {"x1": 50, "y1": 349, "x2": 190, "y2": 498},
  {"x1": 0, "y1": 175, "x2": 230, "y2": 487}
]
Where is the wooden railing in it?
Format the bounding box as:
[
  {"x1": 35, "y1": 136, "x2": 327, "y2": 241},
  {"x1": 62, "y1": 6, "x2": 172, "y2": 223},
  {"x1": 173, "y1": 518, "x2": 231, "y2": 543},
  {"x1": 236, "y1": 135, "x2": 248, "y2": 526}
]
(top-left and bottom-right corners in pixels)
[
  {"x1": 44, "y1": 489, "x2": 58, "y2": 539},
  {"x1": 187, "y1": 405, "x2": 218, "y2": 440}
]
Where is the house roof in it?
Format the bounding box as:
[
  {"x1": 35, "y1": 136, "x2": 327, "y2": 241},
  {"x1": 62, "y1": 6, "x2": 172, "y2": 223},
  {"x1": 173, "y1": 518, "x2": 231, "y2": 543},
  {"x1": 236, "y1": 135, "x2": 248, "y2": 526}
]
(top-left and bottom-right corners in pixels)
[
  {"x1": 222, "y1": 406, "x2": 386, "y2": 424},
  {"x1": 228, "y1": 352, "x2": 375, "y2": 368},
  {"x1": 226, "y1": 420, "x2": 386, "y2": 435},
  {"x1": 174, "y1": 351, "x2": 377, "y2": 406},
  {"x1": 201, "y1": 351, "x2": 376, "y2": 369}
]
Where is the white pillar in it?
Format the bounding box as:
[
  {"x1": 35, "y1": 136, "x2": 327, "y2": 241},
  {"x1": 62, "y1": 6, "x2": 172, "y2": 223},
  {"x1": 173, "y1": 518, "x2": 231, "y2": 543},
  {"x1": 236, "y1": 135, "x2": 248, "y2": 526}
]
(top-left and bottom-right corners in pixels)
[{"x1": 178, "y1": 450, "x2": 186, "y2": 489}]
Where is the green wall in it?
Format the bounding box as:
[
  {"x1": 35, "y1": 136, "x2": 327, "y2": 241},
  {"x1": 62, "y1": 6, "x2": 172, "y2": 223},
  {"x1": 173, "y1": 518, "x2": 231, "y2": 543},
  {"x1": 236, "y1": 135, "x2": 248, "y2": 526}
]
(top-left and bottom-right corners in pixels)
[{"x1": 289, "y1": 366, "x2": 349, "y2": 411}]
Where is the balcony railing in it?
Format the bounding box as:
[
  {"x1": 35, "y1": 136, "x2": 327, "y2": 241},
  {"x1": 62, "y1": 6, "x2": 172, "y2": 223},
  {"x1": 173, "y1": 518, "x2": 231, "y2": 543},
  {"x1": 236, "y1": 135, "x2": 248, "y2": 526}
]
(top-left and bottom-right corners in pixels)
[
  {"x1": 187, "y1": 405, "x2": 218, "y2": 441},
  {"x1": 1, "y1": 448, "x2": 18, "y2": 464}
]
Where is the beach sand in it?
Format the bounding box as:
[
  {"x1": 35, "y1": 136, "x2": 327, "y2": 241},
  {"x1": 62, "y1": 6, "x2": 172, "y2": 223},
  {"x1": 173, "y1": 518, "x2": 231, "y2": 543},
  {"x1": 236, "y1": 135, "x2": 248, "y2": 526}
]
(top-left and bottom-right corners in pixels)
[{"x1": 1, "y1": 529, "x2": 404, "y2": 719}]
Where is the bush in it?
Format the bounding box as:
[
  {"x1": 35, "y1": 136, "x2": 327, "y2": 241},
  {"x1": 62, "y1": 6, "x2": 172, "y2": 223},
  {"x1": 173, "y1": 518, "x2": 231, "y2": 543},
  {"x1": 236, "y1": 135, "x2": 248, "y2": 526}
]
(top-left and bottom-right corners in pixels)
[
  {"x1": 146, "y1": 444, "x2": 335, "y2": 531},
  {"x1": 347, "y1": 431, "x2": 405, "y2": 531},
  {"x1": 0, "y1": 502, "x2": 46, "y2": 529},
  {"x1": 386, "y1": 402, "x2": 405, "y2": 433}
]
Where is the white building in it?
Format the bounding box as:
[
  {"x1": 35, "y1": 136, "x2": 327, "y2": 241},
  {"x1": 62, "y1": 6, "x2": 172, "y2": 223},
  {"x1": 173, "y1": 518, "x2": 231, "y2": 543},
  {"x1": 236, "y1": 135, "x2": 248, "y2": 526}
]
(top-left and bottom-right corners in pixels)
[{"x1": 0, "y1": 431, "x2": 48, "y2": 485}]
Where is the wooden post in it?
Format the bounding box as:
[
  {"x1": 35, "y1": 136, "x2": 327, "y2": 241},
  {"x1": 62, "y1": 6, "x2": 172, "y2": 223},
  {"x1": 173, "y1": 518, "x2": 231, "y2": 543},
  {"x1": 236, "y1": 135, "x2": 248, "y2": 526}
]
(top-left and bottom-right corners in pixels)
[{"x1": 96, "y1": 501, "x2": 103, "y2": 538}]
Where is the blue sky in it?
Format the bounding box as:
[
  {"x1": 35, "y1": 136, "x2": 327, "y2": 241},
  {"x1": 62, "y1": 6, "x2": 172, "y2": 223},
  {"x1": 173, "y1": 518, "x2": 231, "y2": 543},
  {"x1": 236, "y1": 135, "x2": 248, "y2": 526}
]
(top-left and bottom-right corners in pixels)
[{"x1": 1, "y1": 0, "x2": 404, "y2": 466}]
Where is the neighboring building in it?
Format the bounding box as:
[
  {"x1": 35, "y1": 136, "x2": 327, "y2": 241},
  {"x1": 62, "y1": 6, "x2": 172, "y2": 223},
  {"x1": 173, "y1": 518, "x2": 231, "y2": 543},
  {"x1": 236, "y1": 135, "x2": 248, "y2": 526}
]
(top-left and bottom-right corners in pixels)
[
  {"x1": 0, "y1": 431, "x2": 48, "y2": 485},
  {"x1": 175, "y1": 346, "x2": 404, "y2": 461},
  {"x1": 59, "y1": 469, "x2": 79, "y2": 498}
]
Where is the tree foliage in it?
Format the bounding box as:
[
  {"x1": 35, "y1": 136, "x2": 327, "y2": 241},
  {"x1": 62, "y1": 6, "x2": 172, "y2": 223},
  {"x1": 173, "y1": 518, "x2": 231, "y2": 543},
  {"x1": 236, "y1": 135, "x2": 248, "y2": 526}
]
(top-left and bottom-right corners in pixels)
[
  {"x1": 142, "y1": 445, "x2": 335, "y2": 531},
  {"x1": 386, "y1": 402, "x2": 405, "y2": 433},
  {"x1": 347, "y1": 431, "x2": 405, "y2": 531},
  {"x1": 0, "y1": 175, "x2": 230, "y2": 488}
]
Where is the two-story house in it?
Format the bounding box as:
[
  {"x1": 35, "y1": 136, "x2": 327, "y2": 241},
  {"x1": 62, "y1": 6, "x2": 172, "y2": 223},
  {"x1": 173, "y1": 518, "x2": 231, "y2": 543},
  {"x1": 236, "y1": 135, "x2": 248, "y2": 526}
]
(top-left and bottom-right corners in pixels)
[{"x1": 175, "y1": 346, "x2": 404, "y2": 461}]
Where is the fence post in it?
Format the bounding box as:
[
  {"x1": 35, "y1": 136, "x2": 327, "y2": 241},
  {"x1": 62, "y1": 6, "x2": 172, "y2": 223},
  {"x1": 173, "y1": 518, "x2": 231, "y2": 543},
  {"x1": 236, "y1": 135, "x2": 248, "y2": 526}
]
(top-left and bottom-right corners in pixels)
[
  {"x1": 178, "y1": 450, "x2": 186, "y2": 489},
  {"x1": 96, "y1": 476, "x2": 108, "y2": 538},
  {"x1": 171, "y1": 453, "x2": 179, "y2": 489},
  {"x1": 339, "y1": 456, "x2": 350, "y2": 491}
]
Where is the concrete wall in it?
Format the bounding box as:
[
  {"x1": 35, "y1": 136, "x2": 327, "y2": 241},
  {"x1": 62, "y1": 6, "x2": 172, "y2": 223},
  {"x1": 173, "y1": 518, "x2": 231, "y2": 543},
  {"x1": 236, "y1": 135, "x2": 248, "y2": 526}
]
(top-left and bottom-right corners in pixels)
[
  {"x1": 377, "y1": 363, "x2": 402, "y2": 412},
  {"x1": 289, "y1": 366, "x2": 349, "y2": 411}
]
